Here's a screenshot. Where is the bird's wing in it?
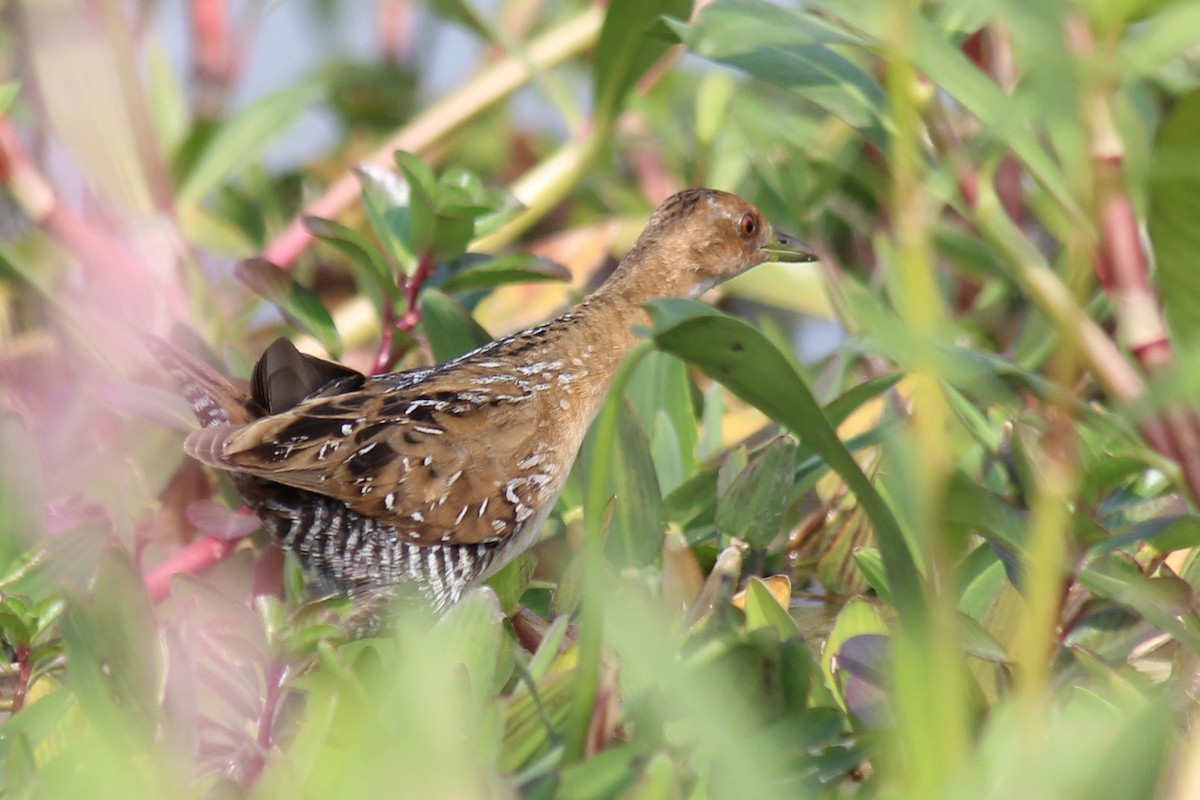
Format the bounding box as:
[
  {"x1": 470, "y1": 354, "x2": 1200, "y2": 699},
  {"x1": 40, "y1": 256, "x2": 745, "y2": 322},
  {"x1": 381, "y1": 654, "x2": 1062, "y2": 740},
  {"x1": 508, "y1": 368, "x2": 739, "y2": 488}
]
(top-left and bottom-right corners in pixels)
[{"x1": 184, "y1": 367, "x2": 544, "y2": 546}]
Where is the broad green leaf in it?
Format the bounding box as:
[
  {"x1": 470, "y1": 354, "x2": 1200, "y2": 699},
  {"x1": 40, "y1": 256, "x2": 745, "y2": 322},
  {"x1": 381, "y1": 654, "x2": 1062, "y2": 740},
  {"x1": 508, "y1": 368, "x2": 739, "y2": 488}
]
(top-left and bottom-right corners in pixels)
[
  {"x1": 177, "y1": 82, "x2": 316, "y2": 206},
  {"x1": 580, "y1": 403, "x2": 666, "y2": 569},
  {"x1": 434, "y1": 588, "x2": 510, "y2": 704},
  {"x1": 780, "y1": 637, "x2": 814, "y2": 715},
  {"x1": 593, "y1": 0, "x2": 691, "y2": 127},
  {"x1": 625, "y1": 350, "x2": 698, "y2": 492},
  {"x1": 487, "y1": 552, "x2": 536, "y2": 614},
  {"x1": 821, "y1": 599, "x2": 887, "y2": 713},
  {"x1": 557, "y1": 744, "x2": 641, "y2": 800},
  {"x1": 648, "y1": 299, "x2": 924, "y2": 620},
  {"x1": 715, "y1": 436, "x2": 796, "y2": 548},
  {"x1": 304, "y1": 215, "x2": 397, "y2": 308},
  {"x1": 61, "y1": 549, "x2": 160, "y2": 737},
  {"x1": 441, "y1": 254, "x2": 570, "y2": 294},
  {"x1": 395, "y1": 151, "x2": 437, "y2": 256},
  {"x1": 0, "y1": 415, "x2": 45, "y2": 569},
  {"x1": 419, "y1": 288, "x2": 493, "y2": 361},
  {"x1": 743, "y1": 577, "x2": 801, "y2": 640},
  {"x1": 356, "y1": 164, "x2": 418, "y2": 273},
  {"x1": 1148, "y1": 88, "x2": 1200, "y2": 353},
  {"x1": 0, "y1": 686, "x2": 73, "y2": 765},
  {"x1": 235, "y1": 258, "x2": 342, "y2": 357}
]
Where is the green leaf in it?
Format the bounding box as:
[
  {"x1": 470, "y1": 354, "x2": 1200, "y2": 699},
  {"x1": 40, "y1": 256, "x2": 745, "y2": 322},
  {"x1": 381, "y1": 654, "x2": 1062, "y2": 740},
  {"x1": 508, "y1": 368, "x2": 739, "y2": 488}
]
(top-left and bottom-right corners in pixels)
[
  {"x1": 1148, "y1": 87, "x2": 1200, "y2": 354},
  {"x1": 61, "y1": 549, "x2": 160, "y2": 737},
  {"x1": 0, "y1": 414, "x2": 45, "y2": 570},
  {"x1": 177, "y1": 82, "x2": 316, "y2": 206},
  {"x1": 852, "y1": 548, "x2": 892, "y2": 604},
  {"x1": 557, "y1": 744, "x2": 641, "y2": 800},
  {"x1": 780, "y1": 637, "x2": 814, "y2": 715},
  {"x1": 434, "y1": 588, "x2": 509, "y2": 704},
  {"x1": 625, "y1": 351, "x2": 698, "y2": 494},
  {"x1": 1078, "y1": 554, "x2": 1200, "y2": 653},
  {"x1": 581, "y1": 404, "x2": 667, "y2": 569},
  {"x1": 648, "y1": 299, "x2": 924, "y2": 621},
  {"x1": 0, "y1": 81, "x2": 19, "y2": 116},
  {"x1": 235, "y1": 258, "x2": 343, "y2": 357},
  {"x1": 743, "y1": 577, "x2": 801, "y2": 640},
  {"x1": 593, "y1": 0, "x2": 692, "y2": 127},
  {"x1": 715, "y1": 436, "x2": 796, "y2": 548},
  {"x1": 441, "y1": 254, "x2": 570, "y2": 293},
  {"x1": 356, "y1": 163, "x2": 419, "y2": 273},
  {"x1": 487, "y1": 552, "x2": 536, "y2": 614},
  {"x1": 821, "y1": 598, "x2": 887, "y2": 713},
  {"x1": 419, "y1": 288, "x2": 493, "y2": 361},
  {"x1": 304, "y1": 215, "x2": 397, "y2": 308},
  {"x1": 670, "y1": 0, "x2": 887, "y2": 148},
  {"x1": 395, "y1": 151, "x2": 438, "y2": 256},
  {"x1": 0, "y1": 686, "x2": 73, "y2": 764}
]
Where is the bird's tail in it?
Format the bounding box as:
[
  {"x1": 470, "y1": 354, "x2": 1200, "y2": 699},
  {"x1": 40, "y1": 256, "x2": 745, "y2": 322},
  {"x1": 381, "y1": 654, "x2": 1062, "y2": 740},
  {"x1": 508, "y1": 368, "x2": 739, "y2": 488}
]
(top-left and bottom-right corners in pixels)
[{"x1": 143, "y1": 333, "x2": 264, "y2": 429}]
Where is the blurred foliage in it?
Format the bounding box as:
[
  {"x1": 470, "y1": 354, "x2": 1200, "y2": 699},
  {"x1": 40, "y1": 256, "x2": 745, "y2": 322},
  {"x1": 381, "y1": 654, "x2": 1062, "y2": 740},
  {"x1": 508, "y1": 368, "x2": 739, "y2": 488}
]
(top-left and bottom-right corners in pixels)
[{"x1": 2, "y1": 0, "x2": 1200, "y2": 798}]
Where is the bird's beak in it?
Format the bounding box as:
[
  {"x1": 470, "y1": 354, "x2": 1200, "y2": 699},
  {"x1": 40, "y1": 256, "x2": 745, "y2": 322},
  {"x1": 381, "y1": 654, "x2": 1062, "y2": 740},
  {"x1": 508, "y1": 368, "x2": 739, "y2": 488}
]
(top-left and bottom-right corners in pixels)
[{"x1": 763, "y1": 230, "x2": 819, "y2": 263}]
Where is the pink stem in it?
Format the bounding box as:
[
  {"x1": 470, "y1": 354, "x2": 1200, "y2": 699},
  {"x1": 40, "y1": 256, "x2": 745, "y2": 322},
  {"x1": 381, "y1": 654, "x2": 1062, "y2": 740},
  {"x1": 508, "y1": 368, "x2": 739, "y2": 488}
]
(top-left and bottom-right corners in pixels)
[{"x1": 144, "y1": 535, "x2": 238, "y2": 603}]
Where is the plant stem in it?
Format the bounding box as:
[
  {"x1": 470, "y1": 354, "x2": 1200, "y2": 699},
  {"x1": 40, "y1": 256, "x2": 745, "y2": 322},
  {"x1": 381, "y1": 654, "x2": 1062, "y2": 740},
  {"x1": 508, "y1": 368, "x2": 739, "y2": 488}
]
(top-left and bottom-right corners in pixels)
[{"x1": 263, "y1": 7, "x2": 604, "y2": 269}]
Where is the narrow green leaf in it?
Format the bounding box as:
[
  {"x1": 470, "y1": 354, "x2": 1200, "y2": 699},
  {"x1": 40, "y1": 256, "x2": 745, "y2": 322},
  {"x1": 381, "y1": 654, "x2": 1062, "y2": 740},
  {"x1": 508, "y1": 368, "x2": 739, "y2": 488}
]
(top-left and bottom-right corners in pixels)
[
  {"x1": 0, "y1": 415, "x2": 45, "y2": 569},
  {"x1": 177, "y1": 82, "x2": 316, "y2": 206},
  {"x1": 441, "y1": 254, "x2": 570, "y2": 294},
  {"x1": 1078, "y1": 554, "x2": 1200, "y2": 653},
  {"x1": 648, "y1": 299, "x2": 925, "y2": 621},
  {"x1": 419, "y1": 288, "x2": 493, "y2": 361},
  {"x1": 852, "y1": 548, "x2": 892, "y2": 603},
  {"x1": 670, "y1": 0, "x2": 887, "y2": 147},
  {"x1": 593, "y1": 0, "x2": 692, "y2": 127},
  {"x1": 1148, "y1": 88, "x2": 1200, "y2": 354},
  {"x1": 235, "y1": 258, "x2": 342, "y2": 357},
  {"x1": 715, "y1": 436, "x2": 797, "y2": 548}
]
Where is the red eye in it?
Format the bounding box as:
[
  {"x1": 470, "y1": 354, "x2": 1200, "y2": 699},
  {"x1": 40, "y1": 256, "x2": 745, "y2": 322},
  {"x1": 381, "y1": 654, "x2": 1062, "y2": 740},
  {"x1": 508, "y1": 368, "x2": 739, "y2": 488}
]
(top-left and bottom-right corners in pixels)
[{"x1": 739, "y1": 213, "x2": 757, "y2": 237}]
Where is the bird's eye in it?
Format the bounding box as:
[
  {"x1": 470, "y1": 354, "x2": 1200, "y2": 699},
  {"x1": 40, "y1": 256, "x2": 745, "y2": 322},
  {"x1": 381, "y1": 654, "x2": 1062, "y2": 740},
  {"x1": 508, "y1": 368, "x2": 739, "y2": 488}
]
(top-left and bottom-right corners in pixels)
[{"x1": 739, "y1": 213, "x2": 757, "y2": 237}]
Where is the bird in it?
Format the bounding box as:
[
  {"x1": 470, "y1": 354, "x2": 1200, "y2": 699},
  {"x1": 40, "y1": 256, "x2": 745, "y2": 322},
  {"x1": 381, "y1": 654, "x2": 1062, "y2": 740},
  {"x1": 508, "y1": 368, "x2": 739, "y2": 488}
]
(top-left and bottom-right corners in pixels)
[{"x1": 150, "y1": 188, "x2": 815, "y2": 622}]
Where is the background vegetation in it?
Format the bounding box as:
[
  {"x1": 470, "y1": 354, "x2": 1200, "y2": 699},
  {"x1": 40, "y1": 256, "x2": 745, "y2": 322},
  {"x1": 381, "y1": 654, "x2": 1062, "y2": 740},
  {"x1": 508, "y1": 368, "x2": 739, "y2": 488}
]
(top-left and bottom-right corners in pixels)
[{"x1": 2, "y1": 0, "x2": 1200, "y2": 797}]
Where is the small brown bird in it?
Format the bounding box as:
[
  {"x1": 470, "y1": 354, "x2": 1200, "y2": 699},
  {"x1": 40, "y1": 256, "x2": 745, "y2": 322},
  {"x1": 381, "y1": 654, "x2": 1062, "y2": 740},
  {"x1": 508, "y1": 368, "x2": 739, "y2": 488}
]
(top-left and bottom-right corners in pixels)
[{"x1": 152, "y1": 189, "x2": 814, "y2": 618}]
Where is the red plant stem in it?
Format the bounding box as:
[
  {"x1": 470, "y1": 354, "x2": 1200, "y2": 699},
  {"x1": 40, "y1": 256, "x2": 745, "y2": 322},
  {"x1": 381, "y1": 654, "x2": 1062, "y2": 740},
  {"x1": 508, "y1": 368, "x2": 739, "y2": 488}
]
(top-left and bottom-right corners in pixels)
[
  {"x1": 10, "y1": 646, "x2": 31, "y2": 715},
  {"x1": 372, "y1": 303, "x2": 399, "y2": 375},
  {"x1": 1065, "y1": 15, "x2": 1200, "y2": 503},
  {"x1": 243, "y1": 657, "x2": 288, "y2": 788},
  {"x1": 144, "y1": 535, "x2": 238, "y2": 603},
  {"x1": 190, "y1": 0, "x2": 239, "y2": 120},
  {"x1": 378, "y1": 0, "x2": 415, "y2": 64},
  {"x1": 0, "y1": 117, "x2": 147, "y2": 296},
  {"x1": 398, "y1": 250, "x2": 436, "y2": 331}
]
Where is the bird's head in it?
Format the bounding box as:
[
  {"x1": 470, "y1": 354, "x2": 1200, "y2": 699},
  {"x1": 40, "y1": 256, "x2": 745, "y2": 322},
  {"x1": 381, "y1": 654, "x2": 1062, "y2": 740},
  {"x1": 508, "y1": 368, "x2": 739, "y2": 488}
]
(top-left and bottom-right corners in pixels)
[{"x1": 608, "y1": 188, "x2": 817, "y2": 302}]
